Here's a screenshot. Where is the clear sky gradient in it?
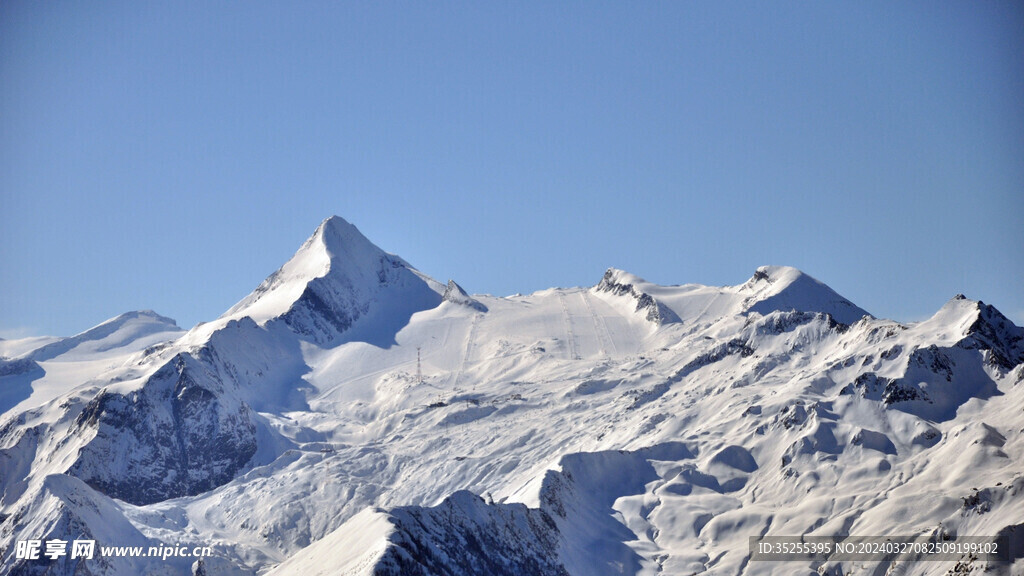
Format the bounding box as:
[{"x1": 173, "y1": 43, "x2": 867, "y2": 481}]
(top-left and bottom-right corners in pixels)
[{"x1": 2, "y1": 1, "x2": 1022, "y2": 338}]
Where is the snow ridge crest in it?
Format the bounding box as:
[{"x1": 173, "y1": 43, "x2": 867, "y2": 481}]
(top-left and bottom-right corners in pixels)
[{"x1": 595, "y1": 268, "x2": 680, "y2": 325}]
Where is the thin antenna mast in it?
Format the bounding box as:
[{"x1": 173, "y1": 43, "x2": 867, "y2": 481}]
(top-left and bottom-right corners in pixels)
[{"x1": 417, "y1": 347, "x2": 422, "y2": 384}]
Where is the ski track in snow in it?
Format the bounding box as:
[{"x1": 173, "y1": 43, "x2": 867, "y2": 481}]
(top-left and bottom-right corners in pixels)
[
  {"x1": 559, "y1": 292, "x2": 581, "y2": 361},
  {"x1": 451, "y1": 312, "x2": 482, "y2": 393},
  {"x1": 582, "y1": 289, "x2": 615, "y2": 359}
]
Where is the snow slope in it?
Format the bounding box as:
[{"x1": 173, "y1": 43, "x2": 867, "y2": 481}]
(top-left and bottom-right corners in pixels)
[
  {"x1": 1, "y1": 216, "x2": 1021, "y2": 576},
  {"x1": 0, "y1": 310, "x2": 183, "y2": 418}
]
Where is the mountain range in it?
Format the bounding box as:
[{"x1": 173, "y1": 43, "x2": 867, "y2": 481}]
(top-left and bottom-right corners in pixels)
[{"x1": 2, "y1": 216, "x2": 1021, "y2": 575}]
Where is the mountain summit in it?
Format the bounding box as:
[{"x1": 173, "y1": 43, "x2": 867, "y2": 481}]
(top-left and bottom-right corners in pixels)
[
  {"x1": 224, "y1": 216, "x2": 444, "y2": 345},
  {"x1": 741, "y1": 265, "x2": 870, "y2": 325}
]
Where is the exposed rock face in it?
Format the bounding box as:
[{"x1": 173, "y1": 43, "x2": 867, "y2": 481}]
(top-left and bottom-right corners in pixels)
[
  {"x1": 368, "y1": 444, "x2": 697, "y2": 576},
  {"x1": 373, "y1": 491, "x2": 565, "y2": 576},
  {"x1": 0, "y1": 358, "x2": 43, "y2": 378},
  {"x1": 595, "y1": 269, "x2": 679, "y2": 325},
  {"x1": 958, "y1": 300, "x2": 1024, "y2": 370},
  {"x1": 68, "y1": 353, "x2": 257, "y2": 505},
  {"x1": 442, "y1": 280, "x2": 488, "y2": 312}
]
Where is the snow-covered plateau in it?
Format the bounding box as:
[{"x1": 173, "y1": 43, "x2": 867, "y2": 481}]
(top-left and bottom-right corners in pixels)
[{"x1": 2, "y1": 216, "x2": 1022, "y2": 575}]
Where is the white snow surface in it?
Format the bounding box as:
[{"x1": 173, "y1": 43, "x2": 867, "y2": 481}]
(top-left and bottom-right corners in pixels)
[
  {"x1": 0, "y1": 310, "x2": 183, "y2": 417},
  {"x1": 1, "y1": 217, "x2": 1022, "y2": 576}
]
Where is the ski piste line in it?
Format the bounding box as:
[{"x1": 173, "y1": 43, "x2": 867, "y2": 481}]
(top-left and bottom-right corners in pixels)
[
  {"x1": 318, "y1": 354, "x2": 419, "y2": 402},
  {"x1": 581, "y1": 289, "x2": 616, "y2": 359},
  {"x1": 451, "y1": 312, "x2": 482, "y2": 392},
  {"x1": 696, "y1": 291, "x2": 725, "y2": 325},
  {"x1": 558, "y1": 292, "x2": 580, "y2": 360}
]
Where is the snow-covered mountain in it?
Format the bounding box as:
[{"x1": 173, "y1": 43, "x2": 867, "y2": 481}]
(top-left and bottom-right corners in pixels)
[
  {"x1": 222, "y1": 216, "x2": 444, "y2": 347},
  {"x1": 1, "y1": 216, "x2": 1021, "y2": 576}
]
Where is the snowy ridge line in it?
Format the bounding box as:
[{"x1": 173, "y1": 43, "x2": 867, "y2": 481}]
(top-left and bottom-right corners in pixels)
[
  {"x1": 594, "y1": 268, "x2": 680, "y2": 325},
  {"x1": 1, "y1": 216, "x2": 1022, "y2": 576}
]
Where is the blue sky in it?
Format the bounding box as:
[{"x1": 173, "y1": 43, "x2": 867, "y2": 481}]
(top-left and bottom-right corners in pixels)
[{"x1": 2, "y1": 1, "x2": 1022, "y2": 337}]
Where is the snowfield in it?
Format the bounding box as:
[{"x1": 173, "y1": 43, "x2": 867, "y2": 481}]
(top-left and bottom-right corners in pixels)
[{"x1": 2, "y1": 216, "x2": 1022, "y2": 575}]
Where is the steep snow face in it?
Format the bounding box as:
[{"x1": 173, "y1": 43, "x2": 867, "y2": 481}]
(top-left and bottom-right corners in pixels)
[
  {"x1": 915, "y1": 295, "x2": 1024, "y2": 370},
  {"x1": 1, "y1": 218, "x2": 1022, "y2": 576},
  {"x1": 264, "y1": 508, "x2": 396, "y2": 576},
  {"x1": 224, "y1": 216, "x2": 444, "y2": 346},
  {"x1": 741, "y1": 265, "x2": 870, "y2": 325}
]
